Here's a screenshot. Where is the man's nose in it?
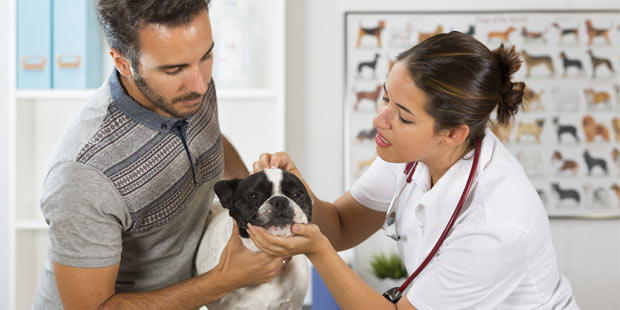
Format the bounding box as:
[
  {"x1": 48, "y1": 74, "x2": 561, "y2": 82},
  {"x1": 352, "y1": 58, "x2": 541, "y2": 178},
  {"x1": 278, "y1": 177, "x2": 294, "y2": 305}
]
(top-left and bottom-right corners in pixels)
[{"x1": 186, "y1": 67, "x2": 208, "y2": 94}]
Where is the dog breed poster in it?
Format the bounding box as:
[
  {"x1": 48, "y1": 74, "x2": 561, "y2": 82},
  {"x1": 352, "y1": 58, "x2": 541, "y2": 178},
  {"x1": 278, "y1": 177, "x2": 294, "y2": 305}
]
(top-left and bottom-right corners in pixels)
[{"x1": 344, "y1": 11, "x2": 620, "y2": 217}]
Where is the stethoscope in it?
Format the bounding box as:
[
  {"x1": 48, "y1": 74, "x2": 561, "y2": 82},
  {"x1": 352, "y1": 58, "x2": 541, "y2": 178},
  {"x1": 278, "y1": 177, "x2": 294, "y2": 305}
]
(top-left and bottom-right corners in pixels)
[{"x1": 382, "y1": 138, "x2": 481, "y2": 304}]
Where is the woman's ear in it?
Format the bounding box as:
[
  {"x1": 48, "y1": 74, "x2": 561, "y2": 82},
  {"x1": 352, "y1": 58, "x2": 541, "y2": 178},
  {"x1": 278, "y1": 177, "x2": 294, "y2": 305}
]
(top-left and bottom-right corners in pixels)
[{"x1": 443, "y1": 124, "x2": 470, "y2": 147}]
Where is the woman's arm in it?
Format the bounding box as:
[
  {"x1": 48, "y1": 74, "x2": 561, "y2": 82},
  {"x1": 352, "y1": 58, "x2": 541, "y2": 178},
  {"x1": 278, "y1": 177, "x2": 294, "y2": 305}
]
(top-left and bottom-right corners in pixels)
[{"x1": 247, "y1": 223, "x2": 416, "y2": 310}]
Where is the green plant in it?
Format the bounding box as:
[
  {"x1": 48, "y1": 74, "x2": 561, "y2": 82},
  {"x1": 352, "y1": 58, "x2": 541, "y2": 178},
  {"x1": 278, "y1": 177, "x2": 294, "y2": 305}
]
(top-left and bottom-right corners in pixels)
[{"x1": 370, "y1": 252, "x2": 407, "y2": 279}]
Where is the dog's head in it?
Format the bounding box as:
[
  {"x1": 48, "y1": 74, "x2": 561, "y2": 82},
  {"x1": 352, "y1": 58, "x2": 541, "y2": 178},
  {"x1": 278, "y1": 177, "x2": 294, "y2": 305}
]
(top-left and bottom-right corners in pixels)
[{"x1": 214, "y1": 169, "x2": 312, "y2": 239}]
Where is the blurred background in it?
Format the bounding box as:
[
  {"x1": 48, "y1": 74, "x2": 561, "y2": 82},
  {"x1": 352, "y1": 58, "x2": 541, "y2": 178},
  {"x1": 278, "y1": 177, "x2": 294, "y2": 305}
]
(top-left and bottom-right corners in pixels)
[{"x1": 0, "y1": 0, "x2": 618, "y2": 309}]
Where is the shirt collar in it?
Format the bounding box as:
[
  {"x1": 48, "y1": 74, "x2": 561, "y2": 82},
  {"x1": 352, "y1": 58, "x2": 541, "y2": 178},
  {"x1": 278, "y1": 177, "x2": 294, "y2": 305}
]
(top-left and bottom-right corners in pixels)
[
  {"x1": 413, "y1": 128, "x2": 496, "y2": 220},
  {"x1": 109, "y1": 69, "x2": 187, "y2": 133}
]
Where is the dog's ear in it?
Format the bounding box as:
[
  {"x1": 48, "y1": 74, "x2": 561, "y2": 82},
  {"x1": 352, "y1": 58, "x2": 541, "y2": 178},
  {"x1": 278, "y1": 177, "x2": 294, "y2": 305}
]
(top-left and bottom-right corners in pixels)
[{"x1": 214, "y1": 179, "x2": 241, "y2": 209}]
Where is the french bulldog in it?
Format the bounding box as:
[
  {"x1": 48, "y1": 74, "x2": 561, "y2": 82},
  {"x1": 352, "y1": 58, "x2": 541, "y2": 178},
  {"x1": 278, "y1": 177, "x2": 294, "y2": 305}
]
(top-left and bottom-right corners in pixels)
[{"x1": 195, "y1": 168, "x2": 312, "y2": 310}]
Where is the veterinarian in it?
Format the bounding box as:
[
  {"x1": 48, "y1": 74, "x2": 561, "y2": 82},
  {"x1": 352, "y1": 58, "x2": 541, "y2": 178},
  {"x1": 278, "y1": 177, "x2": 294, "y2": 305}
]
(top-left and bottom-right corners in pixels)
[
  {"x1": 33, "y1": 1, "x2": 287, "y2": 309},
  {"x1": 250, "y1": 32, "x2": 577, "y2": 309}
]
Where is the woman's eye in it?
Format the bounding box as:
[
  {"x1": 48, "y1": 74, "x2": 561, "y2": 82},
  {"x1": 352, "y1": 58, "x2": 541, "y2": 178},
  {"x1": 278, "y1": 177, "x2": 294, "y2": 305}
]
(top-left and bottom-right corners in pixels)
[
  {"x1": 382, "y1": 96, "x2": 389, "y2": 102},
  {"x1": 294, "y1": 191, "x2": 305, "y2": 199},
  {"x1": 399, "y1": 116, "x2": 414, "y2": 124},
  {"x1": 248, "y1": 192, "x2": 259, "y2": 201}
]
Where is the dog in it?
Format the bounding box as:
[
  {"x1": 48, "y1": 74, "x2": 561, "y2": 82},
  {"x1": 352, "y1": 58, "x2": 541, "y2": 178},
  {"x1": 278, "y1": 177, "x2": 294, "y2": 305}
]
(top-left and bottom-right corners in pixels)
[
  {"x1": 418, "y1": 25, "x2": 443, "y2": 42},
  {"x1": 521, "y1": 27, "x2": 547, "y2": 43},
  {"x1": 516, "y1": 119, "x2": 545, "y2": 143},
  {"x1": 584, "y1": 184, "x2": 610, "y2": 208},
  {"x1": 489, "y1": 121, "x2": 512, "y2": 143},
  {"x1": 356, "y1": 126, "x2": 377, "y2": 143},
  {"x1": 585, "y1": 20, "x2": 611, "y2": 45},
  {"x1": 195, "y1": 169, "x2": 312, "y2": 310},
  {"x1": 552, "y1": 22, "x2": 579, "y2": 44},
  {"x1": 357, "y1": 53, "x2": 380, "y2": 79},
  {"x1": 487, "y1": 26, "x2": 515, "y2": 42},
  {"x1": 583, "y1": 150, "x2": 608, "y2": 176},
  {"x1": 612, "y1": 184, "x2": 620, "y2": 202},
  {"x1": 551, "y1": 183, "x2": 580, "y2": 206},
  {"x1": 613, "y1": 118, "x2": 620, "y2": 142},
  {"x1": 353, "y1": 85, "x2": 383, "y2": 111},
  {"x1": 612, "y1": 148, "x2": 620, "y2": 170},
  {"x1": 559, "y1": 52, "x2": 584, "y2": 77},
  {"x1": 582, "y1": 115, "x2": 610, "y2": 142},
  {"x1": 522, "y1": 87, "x2": 544, "y2": 112},
  {"x1": 551, "y1": 151, "x2": 579, "y2": 175},
  {"x1": 588, "y1": 50, "x2": 615, "y2": 78},
  {"x1": 520, "y1": 50, "x2": 555, "y2": 78},
  {"x1": 583, "y1": 88, "x2": 611, "y2": 110},
  {"x1": 356, "y1": 20, "x2": 386, "y2": 48},
  {"x1": 390, "y1": 22, "x2": 414, "y2": 46},
  {"x1": 552, "y1": 117, "x2": 579, "y2": 143},
  {"x1": 465, "y1": 25, "x2": 476, "y2": 36}
]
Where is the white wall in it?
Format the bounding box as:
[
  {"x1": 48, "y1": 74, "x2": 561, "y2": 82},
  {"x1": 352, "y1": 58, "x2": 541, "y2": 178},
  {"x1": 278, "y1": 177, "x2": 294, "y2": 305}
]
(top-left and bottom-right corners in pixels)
[
  {"x1": 284, "y1": 1, "x2": 620, "y2": 309},
  {"x1": 0, "y1": 0, "x2": 15, "y2": 307}
]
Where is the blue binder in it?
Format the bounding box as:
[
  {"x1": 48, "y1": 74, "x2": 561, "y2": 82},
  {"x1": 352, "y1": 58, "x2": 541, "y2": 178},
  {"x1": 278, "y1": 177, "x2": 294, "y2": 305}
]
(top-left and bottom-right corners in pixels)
[
  {"x1": 52, "y1": 0, "x2": 102, "y2": 89},
  {"x1": 312, "y1": 267, "x2": 340, "y2": 309},
  {"x1": 17, "y1": 0, "x2": 52, "y2": 89}
]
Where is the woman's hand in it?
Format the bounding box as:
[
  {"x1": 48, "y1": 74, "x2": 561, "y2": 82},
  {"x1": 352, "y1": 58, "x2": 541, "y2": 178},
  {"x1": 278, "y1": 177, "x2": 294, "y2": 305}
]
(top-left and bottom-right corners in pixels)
[
  {"x1": 247, "y1": 223, "x2": 331, "y2": 260},
  {"x1": 252, "y1": 152, "x2": 301, "y2": 178}
]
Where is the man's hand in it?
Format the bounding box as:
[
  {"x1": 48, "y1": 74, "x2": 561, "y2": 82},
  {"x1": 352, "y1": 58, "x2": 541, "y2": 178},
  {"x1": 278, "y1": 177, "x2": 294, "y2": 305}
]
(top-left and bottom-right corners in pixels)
[{"x1": 215, "y1": 221, "x2": 287, "y2": 289}]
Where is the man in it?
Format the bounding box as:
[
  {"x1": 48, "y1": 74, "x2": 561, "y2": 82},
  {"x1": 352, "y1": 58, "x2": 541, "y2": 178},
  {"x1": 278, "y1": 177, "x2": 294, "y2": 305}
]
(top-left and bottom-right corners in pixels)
[{"x1": 33, "y1": 1, "x2": 286, "y2": 309}]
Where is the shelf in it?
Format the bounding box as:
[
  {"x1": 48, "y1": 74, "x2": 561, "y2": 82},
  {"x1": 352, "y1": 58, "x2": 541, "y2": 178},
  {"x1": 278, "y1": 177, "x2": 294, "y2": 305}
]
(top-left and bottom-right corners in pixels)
[
  {"x1": 15, "y1": 221, "x2": 48, "y2": 230},
  {"x1": 16, "y1": 89, "x2": 95, "y2": 100},
  {"x1": 15, "y1": 88, "x2": 279, "y2": 100}
]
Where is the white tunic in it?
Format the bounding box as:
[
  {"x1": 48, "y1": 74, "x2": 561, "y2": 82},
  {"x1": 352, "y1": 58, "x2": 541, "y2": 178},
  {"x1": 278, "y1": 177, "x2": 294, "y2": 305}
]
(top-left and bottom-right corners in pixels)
[{"x1": 351, "y1": 129, "x2": 577, "y2": 310}]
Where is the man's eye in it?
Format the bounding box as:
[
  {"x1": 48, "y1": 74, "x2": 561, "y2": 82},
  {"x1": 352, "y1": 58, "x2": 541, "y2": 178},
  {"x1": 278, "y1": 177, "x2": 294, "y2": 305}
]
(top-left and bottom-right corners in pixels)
[
  {"x1": 165, "y1": 68, "x2": 182, "y2": 76},
  {"x1": 248, "y1": 192, "x2": 260, "y2": 201}
]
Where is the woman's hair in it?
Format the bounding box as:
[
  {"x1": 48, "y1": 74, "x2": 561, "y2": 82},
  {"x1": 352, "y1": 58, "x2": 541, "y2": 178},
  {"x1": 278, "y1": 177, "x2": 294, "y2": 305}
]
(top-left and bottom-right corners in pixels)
[
  {"x1": 96, "y1": 0, "x2": 211, "y2": 70},
  {"x1": 396, "y1": 31, "x2": 525, "y2": 149}
]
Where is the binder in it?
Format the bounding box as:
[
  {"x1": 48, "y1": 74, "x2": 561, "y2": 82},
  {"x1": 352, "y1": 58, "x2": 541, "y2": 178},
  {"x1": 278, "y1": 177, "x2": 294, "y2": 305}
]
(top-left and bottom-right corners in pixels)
[
  {"x1": 17, "y1": 0, "x2": 52, "y2": 89},
  {"x1": 52, "y1": 0, "x2": 102, "y2": 89}
]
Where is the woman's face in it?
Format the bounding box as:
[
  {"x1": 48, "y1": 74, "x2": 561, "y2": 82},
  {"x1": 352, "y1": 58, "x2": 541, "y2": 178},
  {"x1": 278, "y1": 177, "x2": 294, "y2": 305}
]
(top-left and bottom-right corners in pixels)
[{"x1": 372, "y1": 62, "x2": 444, "y2": 163}]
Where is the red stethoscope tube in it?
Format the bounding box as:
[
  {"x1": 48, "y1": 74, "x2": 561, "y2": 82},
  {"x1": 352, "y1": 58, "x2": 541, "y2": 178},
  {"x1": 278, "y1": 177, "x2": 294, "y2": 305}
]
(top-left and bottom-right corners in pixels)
[{"x1": 383, "y1": 138, "x2": 482, "y2": 303}]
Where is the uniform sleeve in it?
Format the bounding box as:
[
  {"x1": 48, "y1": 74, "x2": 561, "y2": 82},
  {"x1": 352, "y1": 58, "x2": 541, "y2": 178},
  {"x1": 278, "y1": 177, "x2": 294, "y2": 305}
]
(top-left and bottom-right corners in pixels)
[
  {"x1": 350, "y1": 156, "x2": 402, "y2": 212},
  {"x1": 40, "y1": 161, "x2": 131, "y2": 268},
  {"x1": 406, "y1": 222, "x2": 529, "y2": 310}
]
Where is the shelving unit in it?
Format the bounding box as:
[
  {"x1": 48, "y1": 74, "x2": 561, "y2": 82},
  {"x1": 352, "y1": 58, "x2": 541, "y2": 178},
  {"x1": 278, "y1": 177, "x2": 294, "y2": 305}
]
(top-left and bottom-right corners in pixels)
[{"x1": 3, "y1": 0, "x2": 285, "y2": 309}]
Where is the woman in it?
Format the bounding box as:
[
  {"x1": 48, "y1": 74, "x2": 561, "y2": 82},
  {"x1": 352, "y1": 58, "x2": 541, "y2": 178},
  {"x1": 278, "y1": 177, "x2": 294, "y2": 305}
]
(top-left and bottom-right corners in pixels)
[{"x1": 249, "y1": 32, "x2": 577, "y2": 309}]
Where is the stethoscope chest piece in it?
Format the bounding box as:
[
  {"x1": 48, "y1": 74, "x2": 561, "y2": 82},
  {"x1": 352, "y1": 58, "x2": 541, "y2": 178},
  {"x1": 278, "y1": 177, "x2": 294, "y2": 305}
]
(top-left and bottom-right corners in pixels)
[{"x1": 383, "y1": 287, "x2": 402, "y2": 303}]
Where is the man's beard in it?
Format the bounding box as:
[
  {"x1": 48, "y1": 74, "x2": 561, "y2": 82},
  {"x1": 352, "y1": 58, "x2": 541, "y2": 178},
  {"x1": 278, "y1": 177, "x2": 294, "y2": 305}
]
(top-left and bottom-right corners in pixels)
[{"x1": 133, "y1": 72, "x2": 204, "y2": 119}]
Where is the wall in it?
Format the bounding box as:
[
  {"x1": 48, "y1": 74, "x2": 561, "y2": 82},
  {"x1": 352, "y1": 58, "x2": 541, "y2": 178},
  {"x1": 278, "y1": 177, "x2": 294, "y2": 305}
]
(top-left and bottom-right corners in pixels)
[
  {"x1": 0, "y1": 0, "x2": 15, "y2": 308},
  {"x1": 284, "y1": 1, "x2": 620, "y2": 309}
]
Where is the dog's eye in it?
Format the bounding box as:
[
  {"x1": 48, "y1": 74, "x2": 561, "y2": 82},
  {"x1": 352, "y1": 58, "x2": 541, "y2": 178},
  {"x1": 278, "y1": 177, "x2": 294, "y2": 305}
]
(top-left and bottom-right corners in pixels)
[
  {"x1": 294, "y1": 191, "x2": 305, "y2": 199},
  {"x1": 248, "y1": 192, "x2": 260, "y2": 201}
]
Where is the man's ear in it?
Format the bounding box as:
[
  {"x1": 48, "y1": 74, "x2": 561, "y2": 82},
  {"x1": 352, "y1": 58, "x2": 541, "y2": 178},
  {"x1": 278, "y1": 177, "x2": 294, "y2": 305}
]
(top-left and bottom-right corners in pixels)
[
  {"x1": 442, "y1": 124, "x2": 470, "y2": 147},
  {"x1": 214, "y1": 179, "x2": 241, "y2": 209},
  {"x1": 109, "y1": 47, "x2": 133, "y2": 77}
]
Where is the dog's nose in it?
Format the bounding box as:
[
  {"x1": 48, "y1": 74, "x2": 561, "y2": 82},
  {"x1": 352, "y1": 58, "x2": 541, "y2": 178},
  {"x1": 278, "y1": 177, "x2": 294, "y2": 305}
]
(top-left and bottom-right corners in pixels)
[
  {"x1": 268, "y1": 196, "x2": 292, "y2": 217},
  {"x1": 269, "y1": 196, "x2": 289, "y2": 209}
]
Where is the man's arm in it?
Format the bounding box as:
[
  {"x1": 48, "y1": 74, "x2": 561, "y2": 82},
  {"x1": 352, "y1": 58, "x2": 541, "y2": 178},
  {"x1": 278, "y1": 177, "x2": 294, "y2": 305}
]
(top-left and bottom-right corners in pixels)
[
  {"x1": 55, "y1": 222, "x2": 285, "y2": 310},
  {"x1": 222, "y1": 135, "x2": 249, "y2": 179}
]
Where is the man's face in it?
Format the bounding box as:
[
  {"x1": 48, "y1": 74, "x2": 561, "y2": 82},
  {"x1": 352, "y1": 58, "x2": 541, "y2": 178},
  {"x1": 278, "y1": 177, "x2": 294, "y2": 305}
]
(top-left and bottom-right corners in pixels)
[{"x1": 132, "y1": 10, "x2": 214, "y2": 119}]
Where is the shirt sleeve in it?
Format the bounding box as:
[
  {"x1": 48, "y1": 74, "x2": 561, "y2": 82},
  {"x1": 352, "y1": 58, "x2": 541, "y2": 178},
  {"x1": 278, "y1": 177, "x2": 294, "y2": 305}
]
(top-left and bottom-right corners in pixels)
[
  {"x1": 350, "y1": 156, "x2": 403, "y2": 212},
  {"x1": 40, "y1": 161, "x2": 131, "y2": 268},
  {"x1": 406, "y1": 222, "x2": 529, "y2": 310}
]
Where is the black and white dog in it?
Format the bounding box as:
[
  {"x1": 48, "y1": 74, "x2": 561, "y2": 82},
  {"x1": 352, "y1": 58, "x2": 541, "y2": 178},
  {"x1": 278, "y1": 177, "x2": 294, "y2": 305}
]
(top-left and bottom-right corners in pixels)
[{"x1": 195, "y1": 169, "x2": 312, "y2": 310}]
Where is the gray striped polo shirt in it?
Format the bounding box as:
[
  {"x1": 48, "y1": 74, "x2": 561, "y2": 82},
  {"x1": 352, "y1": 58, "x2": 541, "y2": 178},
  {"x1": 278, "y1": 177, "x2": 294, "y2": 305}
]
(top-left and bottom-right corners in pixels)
[{"x1": 33, "y1": 70, "x2": 224, "y2": 309}]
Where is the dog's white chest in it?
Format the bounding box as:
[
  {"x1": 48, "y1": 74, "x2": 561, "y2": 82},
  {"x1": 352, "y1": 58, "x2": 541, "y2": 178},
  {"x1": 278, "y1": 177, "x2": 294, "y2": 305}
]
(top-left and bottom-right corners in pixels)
[{"x1": 195, "y1": 211, "x2": 309, "y2": 310}]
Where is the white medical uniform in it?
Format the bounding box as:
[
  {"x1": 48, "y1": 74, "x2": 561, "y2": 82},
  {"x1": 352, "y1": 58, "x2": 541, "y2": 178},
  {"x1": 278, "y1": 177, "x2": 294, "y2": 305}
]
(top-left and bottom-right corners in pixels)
[{"x1": 351, "y1": 129, "x2": 577, "y2": 310}]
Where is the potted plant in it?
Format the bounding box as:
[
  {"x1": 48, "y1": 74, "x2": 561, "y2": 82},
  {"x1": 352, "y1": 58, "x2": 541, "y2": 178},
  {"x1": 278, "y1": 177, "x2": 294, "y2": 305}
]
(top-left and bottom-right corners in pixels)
[{"x1": 369, "y1": 252, "x2": 408, "y2": 293}]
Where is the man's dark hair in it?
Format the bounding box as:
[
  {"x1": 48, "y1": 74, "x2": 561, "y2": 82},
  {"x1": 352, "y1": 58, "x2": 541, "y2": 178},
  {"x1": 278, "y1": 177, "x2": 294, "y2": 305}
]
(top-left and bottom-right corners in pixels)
[{"x1": 97, "y1": 0, "x2": 210, "y2": 68}]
